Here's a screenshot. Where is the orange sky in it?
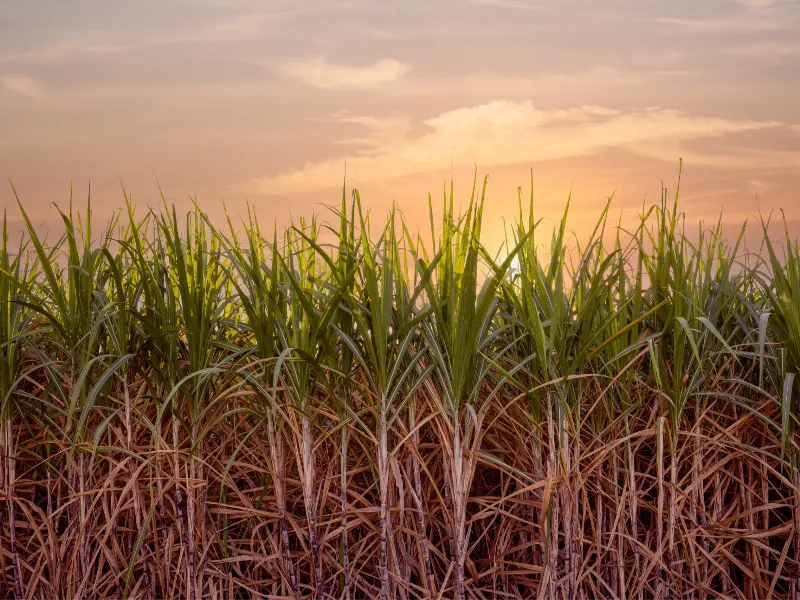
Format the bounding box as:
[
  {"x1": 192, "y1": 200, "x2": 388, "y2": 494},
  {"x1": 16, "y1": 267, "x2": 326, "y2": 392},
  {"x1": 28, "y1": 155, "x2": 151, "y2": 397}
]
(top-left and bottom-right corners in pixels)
[{"x1": 1, "y1": 0, "x2": 798, "y2": 251}]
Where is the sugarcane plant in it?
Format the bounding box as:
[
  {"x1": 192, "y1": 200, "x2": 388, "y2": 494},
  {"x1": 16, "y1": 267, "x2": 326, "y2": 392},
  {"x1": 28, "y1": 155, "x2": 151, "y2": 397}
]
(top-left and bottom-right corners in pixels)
[{"x1": 3, "y1": 169, "x2": 800, "y2": 599}]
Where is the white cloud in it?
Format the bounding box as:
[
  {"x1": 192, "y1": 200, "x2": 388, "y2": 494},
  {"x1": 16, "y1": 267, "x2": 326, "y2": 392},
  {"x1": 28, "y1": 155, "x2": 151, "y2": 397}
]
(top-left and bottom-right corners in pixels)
[
  {"x1": 0, "y1": 76, "x2": 43, "y2": 99},
  {"x1": 278, "y1": 57, "x2": 410, "y2": 90},
  {"x1": 245, "y1": 102, "x2": 781, "y2": 194}
]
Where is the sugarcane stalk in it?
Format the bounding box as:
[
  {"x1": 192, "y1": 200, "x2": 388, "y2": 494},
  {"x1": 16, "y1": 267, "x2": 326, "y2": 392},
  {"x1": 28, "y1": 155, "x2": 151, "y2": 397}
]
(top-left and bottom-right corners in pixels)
[
  {"x1": 452, "y1": 418, "x2": 468, "y2": 600},
  {"x1": 340, "y1": 424, "x2": 351, "y2": 600},
  {"x1": 300, "y1": 410, "x2": 324, "y2": 600},
  {"x1": 172, "y1": 417, "x2": 188, "y2": 598},
  {"x1": 442, "y1": 452, "x2": 457, "y2": 565},
  {"x1": 269, "y1": 415, "x2": 300, "y2": 600},
  {"x1": 613, "y1": 449, "x2": 625, "y2": 599},
  {"x1": 187, "y1": 421, "x2": 198, "y2": 600},
  {"x1": 657, "y1": 416, "x2": 665, "y2": 600},
  {"x1": 794, "y1": 453, "x2": 800, "y2": 600},
  {"x1": 379, "y1": 401, "x2": 390, "y2": 600},
  {"x1": 547, "y1": 396, "x2": 559, "y2": 600},
  {"x1": 667, "y1": 440, "x2": 676, "y2": 600},
  {"x1": 625, "y1": 415, "x2": 640, "y2": 600},
  {"x1": 3, "y1": 419, "x2": 22, "y2": 600},
  {"x1": 410, "y1": 400, "x2": 435, "y2": 598}
]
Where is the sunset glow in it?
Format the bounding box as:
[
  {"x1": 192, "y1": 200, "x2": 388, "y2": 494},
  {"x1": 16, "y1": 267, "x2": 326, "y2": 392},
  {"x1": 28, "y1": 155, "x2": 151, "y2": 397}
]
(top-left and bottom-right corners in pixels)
[{"x1": 2, "y1": 0, "x2": 798, "y2": 244}]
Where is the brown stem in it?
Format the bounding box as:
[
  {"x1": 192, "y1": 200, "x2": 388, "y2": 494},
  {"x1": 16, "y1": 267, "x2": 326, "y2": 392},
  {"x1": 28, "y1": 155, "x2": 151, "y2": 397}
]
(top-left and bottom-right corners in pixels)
[
  {"x1": 794, "y1": 456, "x2": 800, "y2": 600},
  {"x1": 410, "y1": 403, "x2": 435, "y2": 599},
  {"x1": 270, "y1": 417, "x2": 300, "y2": 600},
  {"x1": 547, "y1": 460, "x2": 559, "y2": 600},
  {"x1": 713, "y1": 469, "x2": 729, "y2": 594},
  {"x1": 300, "y1": 411, "x2": 324, "y2": 600},
  {"x1": 340, "y1": 424, "x2": 351, "y2": 600},
  {"x1": 546, "y1": 397, "x2": 559, "y2": 600},
  {"x1": 692, "y1": 408, "x2": 703, "y2": 599},
  {"x1": 452, "y1": 418, "x2": 467, "y2": 600},
  {"x1": 667, "y1": 442, "x2": 676, "y2": 600},
  {"x1": 442, "y1": 453, "x2": 457, "y2": 565},
  {"x1": 740, "y1": 458, "x2": 761, "y2": 598},
  {"x1": 657, "y1": 416, "x2": 665, "y2": 600},
  {"x1": 379, "y1": 403, "x2": 390, "y2": 600},
  {"x1": 187, "y1": 421, "x2": 198, "y2": 600},
  {"x1": 532, "y1": 427, "x2": 543, "y2": 570},
  {"x1": 171, "y1": 418, "x2": 188, "y2": 599},
  {"x1": 625, "y1": 416, "x2": 640, "y2": 599},
  {"x1": 613, "y1": 449, "x2": 625, "y2": 599},
  {"x1": 3, "y1": 420, "x2": 22, "y2": 600},
  {"x1": 561, "y1": 425, "x2": 576, "y2": 600}
]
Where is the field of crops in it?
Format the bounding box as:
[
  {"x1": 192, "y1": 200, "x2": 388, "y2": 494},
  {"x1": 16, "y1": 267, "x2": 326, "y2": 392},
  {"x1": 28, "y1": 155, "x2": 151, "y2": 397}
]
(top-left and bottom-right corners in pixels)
[{"x1": 1, "y1": 173, "x2": 799, "y2": 599}]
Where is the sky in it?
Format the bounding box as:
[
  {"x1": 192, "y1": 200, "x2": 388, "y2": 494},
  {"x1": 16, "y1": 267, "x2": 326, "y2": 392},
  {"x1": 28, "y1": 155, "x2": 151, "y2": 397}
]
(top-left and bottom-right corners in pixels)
[{"x1": 1, "y1": 0, "x2": 798, "y2": 251}]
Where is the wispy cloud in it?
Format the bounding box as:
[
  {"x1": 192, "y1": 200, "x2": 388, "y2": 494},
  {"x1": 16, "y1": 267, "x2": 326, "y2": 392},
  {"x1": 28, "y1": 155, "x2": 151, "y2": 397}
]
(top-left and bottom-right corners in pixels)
[
  {"x1": 724, "y1": 0, "x2": 800, "y2": 13},
  {"x1": 629, "y1": 49, "x2": 684, "y2": 68},
  {"x1": 0, "y1": 3, "x2": 364, "y2": 65},
  {"x1": 378, "y1": 67, "x2": 653, "y2": 98},
  {"x1": 278, "y1": 57, "x2": 410, "y2": 90},
  {"x1": 0, "y1": 65, "x2": 664, "y2": 108},
  {"x1": 732, "y1": 0, "x2": 776, "y2": 7},
  {"x1": 0, "y1": 25, "x2": 244, "y2": 65},
  {"x1": 245, "y1": 102, "x2": 781, "y2": 194},
  {"x1": 0, "y1": 36, "x2": 132, "y2": 64},
  {"x1": 322, "y1": 113, "x2": 413, "y2": 147},
  {"x1": 177, "y1": 0, "x2": 363, "y2": 9},
  {"x1": 0, "y1": 75, "x2": 43, "y2": 99},
  {"x1": 632, "y1": 143, "x2": 799, "y2": 171},
  {"x1": 466, "y1": 0, "x2": 543, "y2": 11},
  {"x1": 726, "y1": 41, "x2": 800, "y2": 57},
  {"x1": 653, "y1": 16, "x2": 787, "y2": 33}
]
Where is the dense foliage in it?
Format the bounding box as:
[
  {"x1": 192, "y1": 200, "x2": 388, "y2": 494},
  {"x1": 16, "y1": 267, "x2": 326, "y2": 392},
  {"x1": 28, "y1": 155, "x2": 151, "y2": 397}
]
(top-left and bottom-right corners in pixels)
[{"x1": 1, "y1": 173, "x2": 799, "y2": 599}]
